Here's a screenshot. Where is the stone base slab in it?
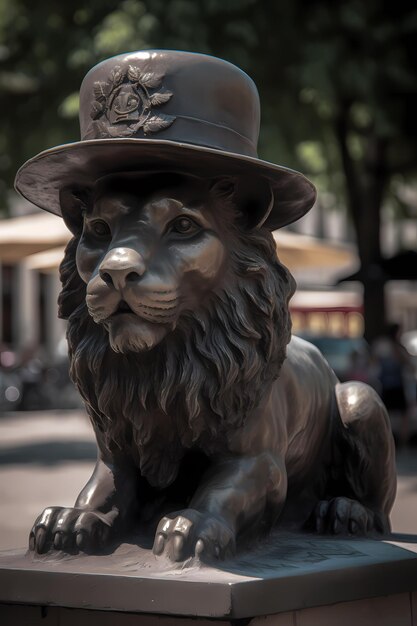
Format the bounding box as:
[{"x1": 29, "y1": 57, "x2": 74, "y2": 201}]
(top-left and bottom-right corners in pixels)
[
  {"x1": 1, "y1": 593, "x2": 416, "y2": 625},
  {"x1": 1, "y1": 533, "x2": 417, "y2": 623}
]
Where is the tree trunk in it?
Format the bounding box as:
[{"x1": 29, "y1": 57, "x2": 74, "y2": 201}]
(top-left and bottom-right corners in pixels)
[{"x1": 334, "y1": 110, "x2": 387, "y2": 343}]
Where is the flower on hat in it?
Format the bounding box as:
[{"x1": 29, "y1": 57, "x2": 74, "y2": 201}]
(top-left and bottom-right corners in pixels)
[{"x1": 87, "y1": 65, "x2": 176, "y2": 139}]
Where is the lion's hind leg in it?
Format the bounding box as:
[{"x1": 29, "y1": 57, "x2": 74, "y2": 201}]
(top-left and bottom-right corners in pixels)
[
  {"x1": 314, "y1": 496, "x2": 389, "y2": 536},
  {"x1": 314, "y1": 382, "x2": 396, "y2": 536}
]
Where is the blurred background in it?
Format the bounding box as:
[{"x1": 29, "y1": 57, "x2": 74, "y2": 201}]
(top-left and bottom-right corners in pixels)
[{"x1": 0, "y1": 0, "x2": 416, "y2": 547}]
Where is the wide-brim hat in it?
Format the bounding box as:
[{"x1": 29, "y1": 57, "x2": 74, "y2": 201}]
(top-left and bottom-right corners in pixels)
[{"x1": 15, "y1": 50, "x2": 316, "y2": 230}]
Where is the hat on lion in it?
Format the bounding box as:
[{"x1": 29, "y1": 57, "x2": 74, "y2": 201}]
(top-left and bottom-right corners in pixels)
[{"x1": 15, "y1": 50, "x2": 316, "y2": 230}]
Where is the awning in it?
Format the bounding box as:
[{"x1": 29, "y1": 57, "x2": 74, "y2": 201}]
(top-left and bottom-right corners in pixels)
[
  {"x1": 0, "y1": 212, "x2": 70, "y2": 262},
  {"x1": 24, "y1": 247, "x2": 66, "y2": 272},
  {"x1": 273, "y1": 231, "x2": 356, "y2": 270}
]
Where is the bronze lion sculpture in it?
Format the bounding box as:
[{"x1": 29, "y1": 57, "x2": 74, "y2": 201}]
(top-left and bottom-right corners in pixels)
[{"x1": 29, "y1": 172, "x2": 396, "y2": 561}]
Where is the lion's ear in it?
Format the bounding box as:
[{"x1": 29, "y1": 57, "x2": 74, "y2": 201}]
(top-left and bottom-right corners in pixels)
[
  {"x1": 210, "y1": 176, "x2": 273, "y2": 231},
  {"x1": 209, "y1": 177, "x2": 237, "y2": 202},
  {"x1": 59, "y1": 187, "x2": 92, "y2": 235},
  {"x1": 235, "y1": 177, "x2": 274, "y2": 230}
]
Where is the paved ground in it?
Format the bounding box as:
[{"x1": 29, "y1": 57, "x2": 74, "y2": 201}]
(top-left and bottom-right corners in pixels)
[
  {"x1": 0, "y1": 410, "x2": 96, "y2": 550},
  {"x1": 0, "y1": 410, "x2": 416, "y2": 550}
]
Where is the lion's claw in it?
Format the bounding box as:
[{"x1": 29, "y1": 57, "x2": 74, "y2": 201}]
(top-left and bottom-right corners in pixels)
[
  {"x1": 29, "y1": 506, "x2": 117, "y2": 554},
  {"x1": 153, "y1": 508, "x2": 236, "y2": 562},
  {"x1": 195, "y1": 538, "x2": 205, "y2": 556},
  {"x1": 313, "y1": 497, "x2": 385, "y2": 536}
]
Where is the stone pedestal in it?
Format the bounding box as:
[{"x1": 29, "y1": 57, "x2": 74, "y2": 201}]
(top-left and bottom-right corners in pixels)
[{"x1": 1, "y1": 533, "x2": 417, "y2": 625}]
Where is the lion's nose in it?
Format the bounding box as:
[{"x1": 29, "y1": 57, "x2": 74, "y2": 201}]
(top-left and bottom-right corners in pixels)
[{"x1": 99, "y1": 248, "x2": 146, "y2": 290}]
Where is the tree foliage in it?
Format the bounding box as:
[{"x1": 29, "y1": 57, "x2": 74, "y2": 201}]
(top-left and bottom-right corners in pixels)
[{"x1": 1, "y1": 0, "x2": 416, "y2": 338}]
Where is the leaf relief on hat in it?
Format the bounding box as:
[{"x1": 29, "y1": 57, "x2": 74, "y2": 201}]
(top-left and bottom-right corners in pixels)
[{"x1": 86, "y1": 65, "x2": 176, "y2": 139}]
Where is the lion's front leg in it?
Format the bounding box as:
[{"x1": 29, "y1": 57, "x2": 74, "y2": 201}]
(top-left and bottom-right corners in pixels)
[
  {"x1": 29, "y1": 428, "x2": 141, "y2": 554},
  {"x1": 153, "y1": 452, "x2": 287, "y2": 561}
]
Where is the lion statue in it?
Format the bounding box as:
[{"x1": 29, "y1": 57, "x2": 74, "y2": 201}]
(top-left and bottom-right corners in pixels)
[{"x1": 29, "y1": 172, "x2": 396, "y2": 561}]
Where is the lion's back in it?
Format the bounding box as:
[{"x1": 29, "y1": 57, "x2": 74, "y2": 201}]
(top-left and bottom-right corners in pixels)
[
  {"x1": 273, "y1": 335, "x2": 338, "y2": 449},
  {"x1": 286, "y1": 335, "x2": 339, "y2": 383}
]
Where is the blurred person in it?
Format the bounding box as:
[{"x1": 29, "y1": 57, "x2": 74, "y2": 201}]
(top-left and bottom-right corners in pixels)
[
  {"x1": 0, "y1": 342, "x2": 22, "y2": 412},
  {"x1": 346, "y1": 348, "x2": 380, "y2": 391},
  {"x1": 17, "y1": 344, "x2": 45, "y2": 410},
  {"x1": 372, "y1": 323, "x2": 415, "y2": 446}
]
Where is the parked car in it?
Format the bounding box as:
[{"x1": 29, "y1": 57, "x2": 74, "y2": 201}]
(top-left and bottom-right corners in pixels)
[{"x1": 298, "y1": 334, "x2": 373, "y2": 383}]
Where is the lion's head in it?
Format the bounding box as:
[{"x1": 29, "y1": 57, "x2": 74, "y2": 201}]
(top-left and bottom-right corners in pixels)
[
  {"x1": 73, "y1": 173, "x2": 232, "y2": 354},
  {"x1": 58, "y1": 172, "x2": 295, "y2": 486}
]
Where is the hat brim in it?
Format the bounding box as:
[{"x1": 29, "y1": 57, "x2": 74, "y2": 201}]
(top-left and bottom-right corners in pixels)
[{"x1": 15, "y1": 138, "x2": 316, "y2": 230}]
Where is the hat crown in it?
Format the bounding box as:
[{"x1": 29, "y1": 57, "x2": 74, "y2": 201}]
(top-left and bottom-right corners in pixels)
[
  {"x1": 79, "y1": 50, "x2": 260, "y2": 157},
  {"x1": 15, "y1": 49, "x2": 316, "y2": 229}
]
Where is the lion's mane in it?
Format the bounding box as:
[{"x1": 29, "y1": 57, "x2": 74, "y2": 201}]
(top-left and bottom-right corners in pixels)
[{"x1": 59, "y1": 209, "x2": 295, "y2": 487}]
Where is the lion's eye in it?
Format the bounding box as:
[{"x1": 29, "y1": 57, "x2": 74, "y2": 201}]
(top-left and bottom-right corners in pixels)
[
  {"x1": 90, "y1": 220, "x2": 111, "y2": 238},
  {"x1": 170, "y1": 217, "x2": 199, "y2": 235}
]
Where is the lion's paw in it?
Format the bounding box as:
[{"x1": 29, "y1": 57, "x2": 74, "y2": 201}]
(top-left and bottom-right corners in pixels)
[
  {"x1": 314, "y1": 497, "x2": 387, "y2": 536},
  {"x1": 29, "y1": 506, "x2": 118, "y2": 554},
  {"x1": 153, "y1": 509, "x2": 236, "y2": 562}
]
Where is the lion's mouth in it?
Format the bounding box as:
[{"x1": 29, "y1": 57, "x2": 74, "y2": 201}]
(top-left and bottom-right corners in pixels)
[
  {"x1": 101, "y1": 298, "x2": 178, "y2": 326},
  {"x1": 114, "y1": 300, "x2": 133, "y2": 315},
  {"x1": 103, "y1": 300, "x2": 137, "y2": 322},
  {"x1": 101, "y1": 296, "x2": 175, "y2": 352}
]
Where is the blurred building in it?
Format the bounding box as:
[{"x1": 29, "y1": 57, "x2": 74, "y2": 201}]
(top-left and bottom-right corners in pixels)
[
  {"x1": 0, "y1": 206, "x2": 68, "y2": 362},
  {"x1": 289, "y1": 198, "x2": 417, "y2": 336}
]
